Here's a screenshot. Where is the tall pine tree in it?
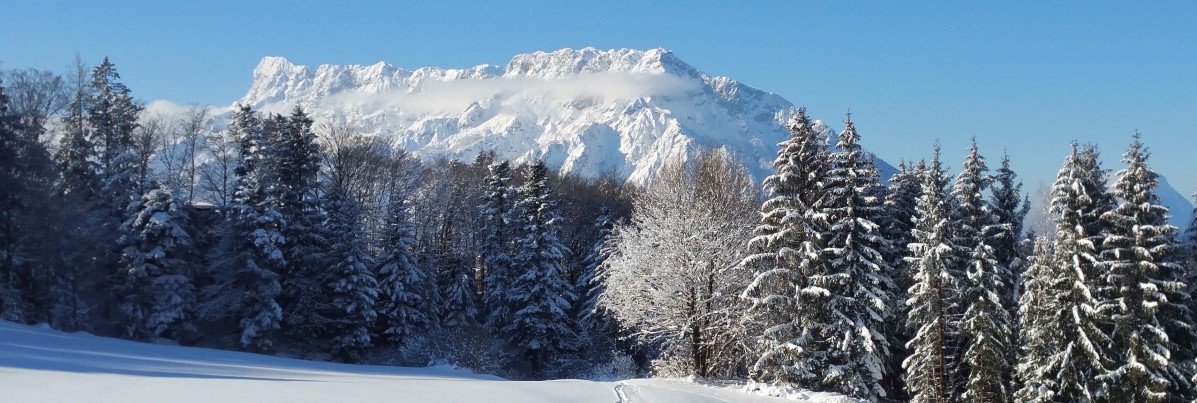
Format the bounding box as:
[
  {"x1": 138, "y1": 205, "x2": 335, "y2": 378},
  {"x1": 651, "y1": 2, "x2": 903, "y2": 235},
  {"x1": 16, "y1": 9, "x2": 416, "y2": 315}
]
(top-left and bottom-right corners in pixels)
[
  {"x1": 505, "y1": 159, "x2": 576, "y2": 376},
  {"x1": 805, "y1": 115, "x2": 894, "y2": 399},
  {"x1": 480, "y1": 160, "x2": 516, "y2": 331},
  {"x1": 321, "y1": 185, "x2": 379, "y2": 362},
  {"x1": 903, "y1": 145, "x2": 962, "y2": 403},
  {"x1": 205, "y1": 106, "x2": 286, "y2": 352},
  {"x1": 740, "y1": 107, "x2": 832, "y2": 386},
  {"x1": 1096, "y1": 134, "x2": 1189, "y2": 402},
  {"x1": 950, "y1": 141, "x2": 1013, "y2": 403},
  {"x1": 879, "y1": 160, "x2": 922, "y2": 400},
  {"x1": 374, "y1": 188, "x2": 439, "y2": 346},
  {"x1": 1015, "y1": 143, "x2": 1112, "y2": 401}
]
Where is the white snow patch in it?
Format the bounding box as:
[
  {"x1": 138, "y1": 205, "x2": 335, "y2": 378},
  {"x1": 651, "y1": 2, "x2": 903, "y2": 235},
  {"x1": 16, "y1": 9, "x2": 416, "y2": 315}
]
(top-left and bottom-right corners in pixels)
[{"x1": 0, "y1": 321, "x2": 840, "y2": 402}]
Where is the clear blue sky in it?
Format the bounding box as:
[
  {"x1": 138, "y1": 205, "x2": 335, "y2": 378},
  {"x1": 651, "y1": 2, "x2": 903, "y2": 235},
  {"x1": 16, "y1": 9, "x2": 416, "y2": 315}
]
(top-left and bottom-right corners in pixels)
[{"x1": 3, "y1": 1, "x2": 1196, "y2": 197}]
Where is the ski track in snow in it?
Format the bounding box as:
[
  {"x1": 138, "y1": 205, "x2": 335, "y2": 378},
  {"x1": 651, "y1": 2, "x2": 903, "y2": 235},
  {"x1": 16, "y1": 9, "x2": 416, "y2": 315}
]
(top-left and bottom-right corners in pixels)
[
  {"x1": 613, "y1": 381, "x2": 631, "y2": 403},
  {"x1": 0, "y1": 321, "x2": 825, "y2": 402}
]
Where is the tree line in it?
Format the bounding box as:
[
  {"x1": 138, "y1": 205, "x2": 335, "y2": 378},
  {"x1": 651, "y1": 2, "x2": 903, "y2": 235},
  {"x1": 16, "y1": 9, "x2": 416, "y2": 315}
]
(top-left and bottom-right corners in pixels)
[
  {"x1": 0, "y1": 58, "x2": 634, "y2": 379},
  {"x1": 598, "y1": 107, "x2": 1197, "y2": 402}
]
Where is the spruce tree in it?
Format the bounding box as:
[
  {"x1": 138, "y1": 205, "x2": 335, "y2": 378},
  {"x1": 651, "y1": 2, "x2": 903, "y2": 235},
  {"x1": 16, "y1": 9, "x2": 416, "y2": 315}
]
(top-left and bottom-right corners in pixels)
[
  {"x1": 321, "y1": 185, "x2": 379, "y2": 362},
  {"x1": 374, "y1": 190, "x2": 439, "y2": 346},
  {"x1": 989, "y1": 152, "x2": 1029, "y2": 309},
  {"x1": 505, "y1": 159, "x2": 576, "y2": 376},
  {"x1": 479, "y1": 160, "x2": 515, "y2": 330},
  {"x1": 268, "y1": 108, "x2": 328, "y2": 342},
  {"x1": 951, "y1": 141, "x2": 1013, "y2": 402},
  {"x1": 740, "y1": 107, "x2": 831, "y2": 386},
  {"x1": 55, "y1": 68, "x2": 99, "y2": 202},
  {"x1": 206, "y1": 106, "x2": 286, "y2": 352},
  {"x1": 88, "y1": 58, "x2": 144, "y2": 223},
  {"x1": 575, "y1": 207, "x2": 615, "y2": 333},
  {"x1": 805, "y1": 115, "x2": 893, "y2": 399},
  {"x1": 878, "y1": 160, "x2": 922, "y2": 400},
  {"x1": 117, "y1": 186, "x2": 197, "y2": 341},
  {"x1": 903, "y1": 145, "x2": 961, "y2": 403},
  {"x1": 1096, "y1": 134, "x2": 1189, "y2": 402},
  {"x1": 1013, "y1": 236, "x2": 1056, "y2": 402},
  {"x1": 1013, "y1": 143, "x2": 1112, "y2": 401},
  {"x1": 441, "y1": 260, "x2": 479, "y2": 329},
  {"x1": 0, "y1": 81, "x2": 29, "y2": 321}
]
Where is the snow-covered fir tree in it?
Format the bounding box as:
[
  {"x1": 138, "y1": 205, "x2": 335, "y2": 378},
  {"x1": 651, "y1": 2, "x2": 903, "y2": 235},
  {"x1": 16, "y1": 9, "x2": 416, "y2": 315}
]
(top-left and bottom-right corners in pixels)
[
  {"x1": 740, "y1": 107, "x2": 833, "y2": 386},
  {"x1": 903, "y1": 145, "x2": 962, "y2": 403},
  {"x1": 950, "y1": 141, "x2": 1013, "y2": 403},
  {"x1": 989, "y1": 152, "x2": 1030, "y2": 305},
  {"x1": 117, "y1": 186, "x2": 197, "y2": 341},
  {"x1": 268, "y1": 108, "x2": 330, "y2": 343},
  {"x1": 575, "y1": 207, "x2": 614, "y2": 334},
  {"x1": 441, "y1": 260, "x2": 479, "y2": 329},
  {"x1": 88, "y1": 58, "x2": 144, "y2": 225},
  {"x1": 1014, "y1": 143, "x2": 1112, "y2": 401},
  {"x1": 1096, "y1": 134, "x2": 1190, "y2": 402},
  {"x1": 374, "y1": 189, "x2": 439, "y2": 346},
  {"x1": 1013, "y1": 236, "x2": 1056, "y2": 402},
  {"x1": 479, "y1": 160, "x2": 516, "y2": 331},
  {"x1": 802, "y1": 115, "x2": 894, "y2": 399},
  {"x1": 54, "y1": 76, "x2": 99, "y2": 202},
  {"x1": 205, "y1": 105, "x2": 286, "y2": 353},
  {"x1": 320, "y1": 185, "x2": 378, "y2": 362},
  {"x1": 505, "y1": 159, "x2": 576, "y2": 375},
  {"x1": 878, "y1": 160, "x2": 922, "y2": 400}
]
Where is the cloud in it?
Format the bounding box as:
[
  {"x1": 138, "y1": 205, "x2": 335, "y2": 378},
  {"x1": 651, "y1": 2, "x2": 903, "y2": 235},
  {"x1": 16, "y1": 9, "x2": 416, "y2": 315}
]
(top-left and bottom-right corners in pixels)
[
  {"x1": 142, "y1": 99, "x2": 232, "y2": 119},
  {"x1": 319, "y1": 71, "x2": 703, "y2": 115},
  {"x1": 142, "y1": 99, "x2": 190, "y2": 118}
]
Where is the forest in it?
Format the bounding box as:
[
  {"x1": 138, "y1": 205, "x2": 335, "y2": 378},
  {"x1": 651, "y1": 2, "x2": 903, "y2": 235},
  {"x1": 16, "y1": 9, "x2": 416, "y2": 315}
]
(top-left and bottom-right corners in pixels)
[{"x1": 2, "y1": 57, "x2": 1196, "y2": 402}]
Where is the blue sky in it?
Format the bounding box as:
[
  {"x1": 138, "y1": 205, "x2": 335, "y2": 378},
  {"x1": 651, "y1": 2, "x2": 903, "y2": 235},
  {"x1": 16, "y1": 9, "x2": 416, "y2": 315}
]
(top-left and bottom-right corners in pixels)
[{"x1": 3, "y1": 1, "x2": 1196, "y2": 198}]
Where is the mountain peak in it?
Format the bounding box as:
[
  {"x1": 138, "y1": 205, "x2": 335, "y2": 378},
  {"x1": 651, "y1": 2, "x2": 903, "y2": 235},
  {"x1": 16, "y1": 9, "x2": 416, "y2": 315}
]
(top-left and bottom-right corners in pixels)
[{"x1": 503, "y1": 47, "x2": 696, "y2": 78}]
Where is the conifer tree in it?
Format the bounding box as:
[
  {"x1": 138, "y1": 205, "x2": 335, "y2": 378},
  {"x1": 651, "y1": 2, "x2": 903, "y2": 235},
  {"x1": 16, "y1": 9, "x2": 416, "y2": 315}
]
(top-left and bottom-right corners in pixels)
[
  {"x1": 878, "y1": 160, "x2": 922, "y2": 400},
  {"x1": 88, "y1": 58, "x2": 144, "y2": 222},
  {"x1": 480, "y1": 160, "x2": 515, "y2": 330},
  {"x1": 903, "y1": 145, "x2": 961, "y2": 403},
  {"x1": 321, "y1": 185, "x2": 379, "y2": 362},
  {"x1": 205, "y1": 106, "x2": 286, "y2": 352},
  {"x1": 54, "y1": 76, "x2": 98, "y2": 202},
  {"x1": 268, "y1": 108, "x2": 329, "y2": 342},
  {"x1": 0, "y1": 80, "x2": 30, "y2": 321},
  {"x1": 117, "y1": 186, "x2": 197, "y2": 341},
  {"x1": 1013, "y1": 236, "x2": 1056, "y2": 402},
  {"x1": 989, "y1": 153, "x2": 1029, "y2": 303},
  {"x1": 1096, "y1": 134, "x2": 1189, "y2": 402},
  {"x1": 951, "y1": 141, "x2": 1013, "y2": 402},
  {"x1": 575, "y1": 207, "x2": 614, "y2": 333},
  {"x1": 804, "y1": 115, "x2": 893, "y2": 399},
  {"x1": 1012, "y1": 144, "x2": 1113, "y2": 401},
  {"x1": 441, "y1": 261, "x2": 479, "y2": 329},
  {"x1": 505, "y1": 159, "x2": 576, "y2": 376},
  {"x1": 740, "y1": 107, "x2": 832, "y2": 386},
  {"x1": 375, "y1": 190, "x2": 439, "y2": 345}
]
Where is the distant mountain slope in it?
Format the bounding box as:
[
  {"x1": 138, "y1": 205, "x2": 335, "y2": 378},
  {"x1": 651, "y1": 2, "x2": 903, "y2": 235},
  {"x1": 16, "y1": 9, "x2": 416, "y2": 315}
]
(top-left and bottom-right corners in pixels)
[{"x1": 236, "y1": 47, "x2": 896, "y2": 184}]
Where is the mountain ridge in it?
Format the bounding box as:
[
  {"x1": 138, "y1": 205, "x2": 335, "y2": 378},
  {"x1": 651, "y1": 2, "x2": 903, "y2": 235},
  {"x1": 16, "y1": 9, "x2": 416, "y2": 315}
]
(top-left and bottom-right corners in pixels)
[{"x1": 236, "y1": 47, "x2": 897, "y2": 185}]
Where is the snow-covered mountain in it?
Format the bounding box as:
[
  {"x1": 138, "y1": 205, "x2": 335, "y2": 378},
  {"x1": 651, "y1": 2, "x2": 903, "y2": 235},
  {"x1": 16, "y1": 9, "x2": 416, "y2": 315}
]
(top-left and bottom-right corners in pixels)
[{"x1": 236, "y1": 47, "x2": 895, "y2": 184}]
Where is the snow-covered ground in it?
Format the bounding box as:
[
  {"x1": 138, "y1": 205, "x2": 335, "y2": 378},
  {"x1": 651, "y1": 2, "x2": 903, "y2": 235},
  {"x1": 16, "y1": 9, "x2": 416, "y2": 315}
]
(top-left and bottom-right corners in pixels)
[{"x1": 0, "y1": 321, "x2": 848, "y2": 402}]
